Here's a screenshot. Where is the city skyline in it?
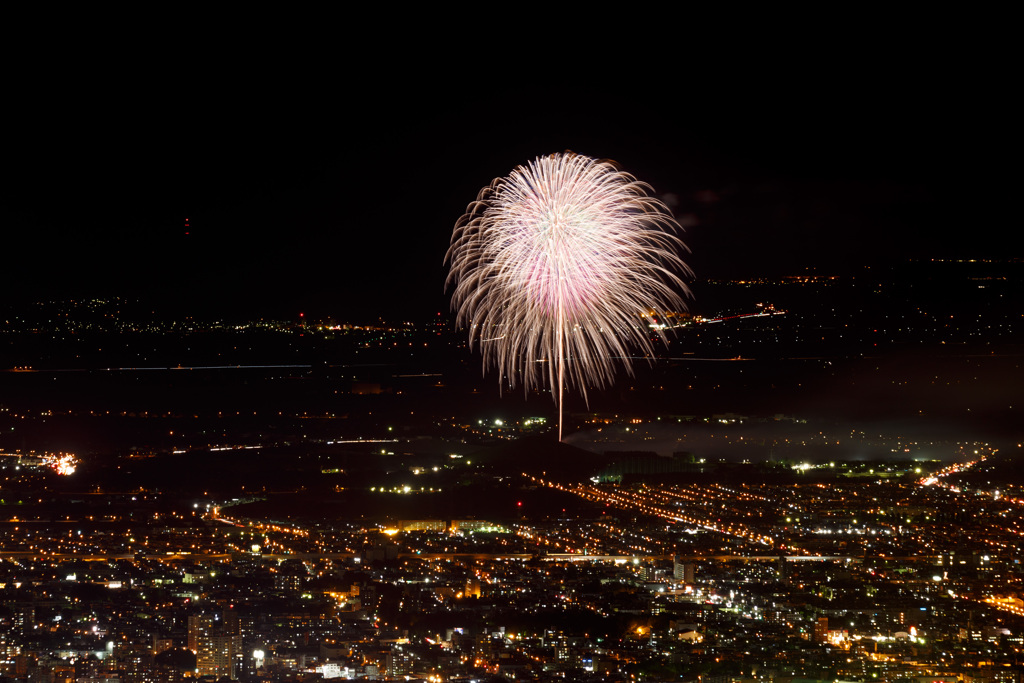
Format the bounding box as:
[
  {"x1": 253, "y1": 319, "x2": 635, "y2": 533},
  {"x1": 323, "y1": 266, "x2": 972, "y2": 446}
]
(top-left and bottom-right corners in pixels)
[{"x1": 2, "y1": 19, "x2": 1023, "y2": 683}]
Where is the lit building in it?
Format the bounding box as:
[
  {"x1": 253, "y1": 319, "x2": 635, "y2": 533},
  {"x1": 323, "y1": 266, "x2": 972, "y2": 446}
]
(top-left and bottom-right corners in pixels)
[
  {"x1": 812, "y1": 617, "x2": 829, "y2": 644},
  {"x1": 673, "y1": 557, "x2": 695, "y2": 583},
  {"x1": 189, "y1": 613, "x2": 241, "y2": 679}
]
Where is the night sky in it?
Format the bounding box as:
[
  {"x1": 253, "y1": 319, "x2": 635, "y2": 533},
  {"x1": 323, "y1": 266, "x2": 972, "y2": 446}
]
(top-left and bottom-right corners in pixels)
[{"x1": 2, "y1": 26, "x2": 1013, "y2": 320}]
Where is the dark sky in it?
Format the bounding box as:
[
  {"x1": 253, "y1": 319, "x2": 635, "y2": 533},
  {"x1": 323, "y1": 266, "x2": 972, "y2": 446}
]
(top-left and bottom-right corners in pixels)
[{"x1": 2, "y1": 26, "x2": 1013, "y2": 320}]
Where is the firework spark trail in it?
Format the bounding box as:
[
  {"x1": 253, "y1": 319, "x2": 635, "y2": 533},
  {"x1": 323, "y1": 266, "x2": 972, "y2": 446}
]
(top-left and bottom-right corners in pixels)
[{"x1": 446, "y1": 153, "x2": 691, "y2": 440}]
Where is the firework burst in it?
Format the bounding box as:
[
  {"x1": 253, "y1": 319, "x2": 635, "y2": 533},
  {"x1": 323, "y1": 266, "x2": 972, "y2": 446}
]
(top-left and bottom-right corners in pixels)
[{"x1": 446, "y1": 152, "x2": 691, "y2": 440}]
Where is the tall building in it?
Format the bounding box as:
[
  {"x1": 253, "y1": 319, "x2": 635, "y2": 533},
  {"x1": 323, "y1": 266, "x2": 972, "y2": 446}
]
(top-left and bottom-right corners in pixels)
[
  {"x1": 673, "y1": 558, "x2": 695, "y2": 583},
  {"x1": 187, "y1": 614, "x2": 216, "y2": 655},
  {"x1": 188, "y1": 613, "x2": 241, "y2": 679},
  {"x1": 386, "y1": 645, "x2": 416, "y2": 677},
  {"x1": 12, "y1": 603, "x2": 34, "y2": 630},
  {"x1": 813, "y1": 617, "x2": 829, "y2": 644},
  {"x1": 777, "y1": 556, "x2": 790, "y2": 585},
  {"x1": 120, "y1": 649, "x2": 160, "y2": 683}
]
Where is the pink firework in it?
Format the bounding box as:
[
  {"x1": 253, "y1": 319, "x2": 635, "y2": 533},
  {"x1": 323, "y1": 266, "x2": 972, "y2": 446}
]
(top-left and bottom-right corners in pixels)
[{"x1": 446, "y1": 152, "x2": 691, "y2": 440}]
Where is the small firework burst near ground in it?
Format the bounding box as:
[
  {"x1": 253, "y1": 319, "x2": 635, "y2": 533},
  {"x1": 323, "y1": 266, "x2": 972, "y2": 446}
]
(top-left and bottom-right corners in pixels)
[{"x1": 446, "y1": 152, "x2": 691, "y2": 440}]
